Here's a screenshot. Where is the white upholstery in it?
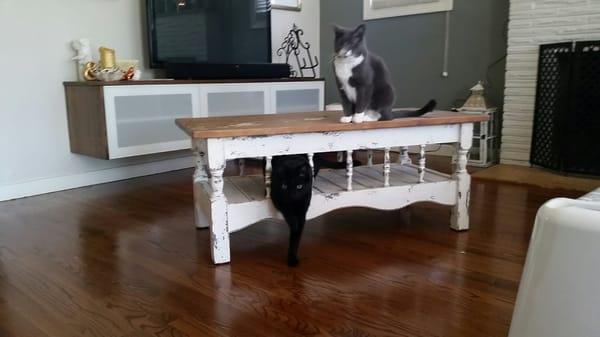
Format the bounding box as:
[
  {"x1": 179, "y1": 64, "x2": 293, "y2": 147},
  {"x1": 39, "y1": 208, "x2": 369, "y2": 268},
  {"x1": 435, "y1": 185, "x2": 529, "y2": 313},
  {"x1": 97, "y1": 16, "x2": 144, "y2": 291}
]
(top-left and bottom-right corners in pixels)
[{"x1": 509, "y1": 188, "x2": 600, "y2": 337}]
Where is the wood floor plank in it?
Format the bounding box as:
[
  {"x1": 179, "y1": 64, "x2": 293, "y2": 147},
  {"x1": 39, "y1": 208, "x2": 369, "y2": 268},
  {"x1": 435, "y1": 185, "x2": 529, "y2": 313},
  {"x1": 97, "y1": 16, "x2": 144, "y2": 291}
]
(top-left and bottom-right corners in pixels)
[{"x1": 0, "y1": 158, "x2": 582, "y2": 337}]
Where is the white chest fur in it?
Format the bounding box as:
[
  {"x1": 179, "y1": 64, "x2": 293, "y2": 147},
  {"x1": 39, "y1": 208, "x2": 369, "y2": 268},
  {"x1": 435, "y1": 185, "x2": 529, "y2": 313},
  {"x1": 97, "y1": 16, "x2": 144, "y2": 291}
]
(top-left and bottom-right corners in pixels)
[{"x1": 334, "y1": 54, "x2": 364, "y2": 103}]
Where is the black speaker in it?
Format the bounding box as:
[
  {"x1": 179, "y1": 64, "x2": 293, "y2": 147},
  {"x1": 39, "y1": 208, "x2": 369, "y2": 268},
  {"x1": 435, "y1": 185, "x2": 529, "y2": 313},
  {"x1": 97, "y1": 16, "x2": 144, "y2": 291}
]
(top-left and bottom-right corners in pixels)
[{"x1": 165, "y1": 63, "x2": 291, "y2": 80}]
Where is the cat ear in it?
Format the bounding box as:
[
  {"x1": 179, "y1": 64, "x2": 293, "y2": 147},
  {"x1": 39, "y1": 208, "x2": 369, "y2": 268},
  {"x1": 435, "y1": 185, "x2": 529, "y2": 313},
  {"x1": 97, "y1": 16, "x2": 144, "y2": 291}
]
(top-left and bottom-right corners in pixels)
[
  {"x1": 354, "y1": 24, "x2": 366, "y2": 38},
  {"x1": 333, "y1": 24, "x2": 344, "y2": 36}
]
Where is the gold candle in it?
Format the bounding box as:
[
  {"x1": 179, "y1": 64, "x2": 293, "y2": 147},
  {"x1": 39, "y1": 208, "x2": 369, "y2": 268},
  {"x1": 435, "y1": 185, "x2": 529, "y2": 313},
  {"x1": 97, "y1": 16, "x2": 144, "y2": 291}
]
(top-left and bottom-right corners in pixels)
[{"x1": 99, "y1": 47, "x2": 116, "y2": 69}]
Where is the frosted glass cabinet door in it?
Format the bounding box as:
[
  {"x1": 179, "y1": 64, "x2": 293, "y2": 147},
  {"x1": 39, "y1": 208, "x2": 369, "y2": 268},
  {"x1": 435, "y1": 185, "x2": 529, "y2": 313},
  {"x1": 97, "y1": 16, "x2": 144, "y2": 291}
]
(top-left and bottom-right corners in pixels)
[
  {"x1": 203, "y1": 84, "x2": 269, "y2": 117},
  {"x1": 271, "y1": 82, "x2": 324, "y2": 113},
  {"x1": 104, "y1": 85, "x2": 200, "y2": 159}
]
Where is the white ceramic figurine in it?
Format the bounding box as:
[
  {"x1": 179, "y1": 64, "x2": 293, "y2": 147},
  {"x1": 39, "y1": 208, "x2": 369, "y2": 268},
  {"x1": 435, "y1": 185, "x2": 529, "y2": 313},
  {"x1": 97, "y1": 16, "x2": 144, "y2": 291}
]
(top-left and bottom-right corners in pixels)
[{"x1": 71, "y1": 38, "x2": 93, "y2": 81}]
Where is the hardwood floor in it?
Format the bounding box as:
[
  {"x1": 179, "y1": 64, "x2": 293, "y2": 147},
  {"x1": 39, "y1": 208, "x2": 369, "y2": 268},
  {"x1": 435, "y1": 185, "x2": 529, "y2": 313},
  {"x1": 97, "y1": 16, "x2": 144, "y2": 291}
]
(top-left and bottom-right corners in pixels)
[{"x1": 0, "y1": 159, "x2": 582, "y2": 337}]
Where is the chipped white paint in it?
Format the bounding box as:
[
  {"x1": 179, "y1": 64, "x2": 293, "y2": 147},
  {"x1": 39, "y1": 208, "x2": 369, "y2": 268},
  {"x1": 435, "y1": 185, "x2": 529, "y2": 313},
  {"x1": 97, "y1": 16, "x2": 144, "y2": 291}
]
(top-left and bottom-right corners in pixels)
[
  {"x1": 222, "y1": 125, "x2": 460, "y2": 158},
  {"x1": 451, "y1": 123, "x2": 473, "y2": 231},
  {"x1": 204, "y1": 143, "x2": 230, "y2": 264},
  {"x1": 346, "y1": 150, "x2": 354, "y2": 191},
  {"x1": 190, "y1": 122, "x2": 474, "y2": 264},
  {"x1": 418, "y1": 145, "x2": 427, "y2": 183}
]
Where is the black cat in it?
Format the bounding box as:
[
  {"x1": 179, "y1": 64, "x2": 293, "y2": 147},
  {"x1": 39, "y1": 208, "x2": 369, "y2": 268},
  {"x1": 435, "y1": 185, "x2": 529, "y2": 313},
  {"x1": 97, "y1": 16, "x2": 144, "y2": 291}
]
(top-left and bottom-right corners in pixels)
[
  {"x1": 270, "y1": 155, "x2": 313, "y2": 267},
  {"x1": 270, "y1": 154, "x2": 354, "y2": 266},
  {"x1": 333, "y1": 24, "x2": 436, "y2": 123}
]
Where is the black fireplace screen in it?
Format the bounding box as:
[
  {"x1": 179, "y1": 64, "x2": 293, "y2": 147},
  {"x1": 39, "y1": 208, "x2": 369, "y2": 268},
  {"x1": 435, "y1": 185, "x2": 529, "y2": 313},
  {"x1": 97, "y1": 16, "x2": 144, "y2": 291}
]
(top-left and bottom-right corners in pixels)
[{"x1": 531, "y1": 41, "x2": 600, "y2": 175}]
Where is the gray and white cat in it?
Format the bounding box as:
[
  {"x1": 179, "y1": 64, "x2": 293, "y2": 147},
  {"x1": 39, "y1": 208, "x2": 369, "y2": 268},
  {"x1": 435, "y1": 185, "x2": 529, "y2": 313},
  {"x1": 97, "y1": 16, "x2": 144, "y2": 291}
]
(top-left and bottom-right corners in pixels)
[{"x1": 333, "y1": 24, "x2": 436, "y2": 123}]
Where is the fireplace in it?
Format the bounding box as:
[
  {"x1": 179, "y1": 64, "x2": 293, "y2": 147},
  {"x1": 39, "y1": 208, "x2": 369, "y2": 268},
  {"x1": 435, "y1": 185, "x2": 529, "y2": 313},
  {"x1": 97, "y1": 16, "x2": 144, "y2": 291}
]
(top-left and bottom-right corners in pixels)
[{"x1": 530, "y1": 41, "x2": 600, "y2": 175}]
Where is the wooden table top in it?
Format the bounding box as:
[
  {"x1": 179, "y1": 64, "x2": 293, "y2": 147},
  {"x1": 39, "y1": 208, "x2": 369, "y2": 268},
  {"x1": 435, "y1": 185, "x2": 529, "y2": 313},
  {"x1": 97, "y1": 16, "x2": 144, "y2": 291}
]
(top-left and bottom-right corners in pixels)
[{"x1": 176, "y1": 110, "x2": 489, "y2": 139}]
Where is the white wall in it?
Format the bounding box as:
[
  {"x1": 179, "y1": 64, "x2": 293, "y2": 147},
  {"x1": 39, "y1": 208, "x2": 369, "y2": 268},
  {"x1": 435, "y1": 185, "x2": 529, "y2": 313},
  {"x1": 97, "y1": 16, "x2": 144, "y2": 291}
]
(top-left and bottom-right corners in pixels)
[
  {"x1": 0, "y1": 0, "x2": 320, "y2": 201},
  {"x1": 271, "y1": 0, "x2": 321, "y2": 77},
  {"x1": 502, "y1": 0, "x2": 600, "y2": 165}
]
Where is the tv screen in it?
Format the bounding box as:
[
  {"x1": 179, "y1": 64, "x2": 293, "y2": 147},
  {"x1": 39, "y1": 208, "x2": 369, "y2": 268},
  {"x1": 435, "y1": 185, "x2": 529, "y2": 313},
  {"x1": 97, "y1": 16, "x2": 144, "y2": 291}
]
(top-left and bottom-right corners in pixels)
[{"x1": 147, "y1": 0, "x2": 272, "y2": 68}]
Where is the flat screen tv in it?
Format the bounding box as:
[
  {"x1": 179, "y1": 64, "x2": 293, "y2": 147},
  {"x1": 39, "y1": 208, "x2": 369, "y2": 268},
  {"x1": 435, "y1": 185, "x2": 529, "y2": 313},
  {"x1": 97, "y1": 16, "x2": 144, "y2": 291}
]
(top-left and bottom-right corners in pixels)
[{"x1": 147, "y1": 0, "x2": 287, "y2": 78}]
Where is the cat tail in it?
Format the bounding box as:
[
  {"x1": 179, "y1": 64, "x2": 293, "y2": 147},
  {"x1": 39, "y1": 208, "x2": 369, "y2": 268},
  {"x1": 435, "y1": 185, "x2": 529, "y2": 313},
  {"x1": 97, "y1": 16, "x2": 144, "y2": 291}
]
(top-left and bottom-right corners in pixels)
[{"x1": 392, "y1": 99, "x2": 437, "y2": 119}]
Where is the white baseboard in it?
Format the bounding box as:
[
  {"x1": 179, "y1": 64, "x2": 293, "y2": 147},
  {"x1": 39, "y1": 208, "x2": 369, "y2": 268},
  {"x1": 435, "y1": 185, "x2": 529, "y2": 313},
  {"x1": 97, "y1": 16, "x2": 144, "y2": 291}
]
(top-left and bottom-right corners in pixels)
[
  {"x1": 0, "y1": 146, "x2": 456, "y2": 202},
  {"x1": 0, "y1": 156, "x2": 194, "y2": 202}
]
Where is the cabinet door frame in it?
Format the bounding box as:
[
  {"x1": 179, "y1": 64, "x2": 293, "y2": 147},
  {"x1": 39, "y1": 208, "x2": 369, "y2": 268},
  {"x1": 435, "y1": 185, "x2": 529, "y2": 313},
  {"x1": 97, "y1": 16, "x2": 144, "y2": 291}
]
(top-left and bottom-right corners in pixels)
[
  {"x1": 270, "y1": 81, "x2": 325, "y2": 114},
  {"x1": 200, "y1": 83, "x2": 271, "y2": 117},
  {"x1": 103, "y1": 85, "x2": 201, "y2": 159}
]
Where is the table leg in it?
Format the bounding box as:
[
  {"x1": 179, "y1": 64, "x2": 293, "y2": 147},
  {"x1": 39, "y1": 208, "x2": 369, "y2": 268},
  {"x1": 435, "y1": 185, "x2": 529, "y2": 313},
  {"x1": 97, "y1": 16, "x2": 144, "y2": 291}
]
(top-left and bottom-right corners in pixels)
[
  {"x1": 206, "y1": 141, "x2": 230, "y2": 264},
  {"x1": 451, "y1": 124, "x2": 473, "y2": 231},
  {"x1": 193, "y1": 144, "x2": 209, "y2": 229}
]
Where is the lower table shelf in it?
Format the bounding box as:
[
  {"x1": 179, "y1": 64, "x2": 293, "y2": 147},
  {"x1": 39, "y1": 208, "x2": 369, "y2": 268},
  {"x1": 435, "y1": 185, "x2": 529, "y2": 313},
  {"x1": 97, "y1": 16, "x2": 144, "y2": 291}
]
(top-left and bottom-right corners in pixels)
[{"x1": 195, "y1": 163, "x2": 458, "y2": 234}]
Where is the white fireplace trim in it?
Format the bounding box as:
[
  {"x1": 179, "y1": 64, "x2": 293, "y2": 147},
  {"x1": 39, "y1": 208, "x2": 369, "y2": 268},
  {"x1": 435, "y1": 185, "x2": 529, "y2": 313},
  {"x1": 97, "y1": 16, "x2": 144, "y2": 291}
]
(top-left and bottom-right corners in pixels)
[{"x1": 501, "y1": 0, "x2": 600, "y2": 165}]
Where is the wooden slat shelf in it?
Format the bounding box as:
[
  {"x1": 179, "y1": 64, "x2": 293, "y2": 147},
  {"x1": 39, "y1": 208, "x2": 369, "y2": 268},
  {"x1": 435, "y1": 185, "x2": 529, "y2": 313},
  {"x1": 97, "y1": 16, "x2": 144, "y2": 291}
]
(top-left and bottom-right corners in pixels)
[{"x1": 219, "y1": 163, "x2": 452, "y2": 205}]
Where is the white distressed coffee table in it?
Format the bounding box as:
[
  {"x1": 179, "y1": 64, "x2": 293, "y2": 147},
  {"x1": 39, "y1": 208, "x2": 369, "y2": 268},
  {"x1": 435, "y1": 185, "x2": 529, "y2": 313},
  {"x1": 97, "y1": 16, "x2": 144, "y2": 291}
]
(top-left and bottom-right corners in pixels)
[{"x1": 177, "y1": 110, "x2": 488, "y2": 264}]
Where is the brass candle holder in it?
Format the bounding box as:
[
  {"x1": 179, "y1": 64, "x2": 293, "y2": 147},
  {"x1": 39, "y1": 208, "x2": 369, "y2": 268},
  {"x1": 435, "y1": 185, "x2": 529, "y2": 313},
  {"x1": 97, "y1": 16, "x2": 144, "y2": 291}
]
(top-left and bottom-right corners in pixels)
[{"x1": 99, "y1": 47, "x2": 116, "y2": 69}]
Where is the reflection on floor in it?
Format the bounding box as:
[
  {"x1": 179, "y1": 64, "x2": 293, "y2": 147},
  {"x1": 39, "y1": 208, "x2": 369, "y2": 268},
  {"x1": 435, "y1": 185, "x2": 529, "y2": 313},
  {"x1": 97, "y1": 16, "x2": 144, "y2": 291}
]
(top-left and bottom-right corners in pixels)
[
  {"x1": 0, "y1": 155, "x2": 583, "y2": 337},
  {"x1": 473, "y1": 164, "x2": 600, "y2": 192}
]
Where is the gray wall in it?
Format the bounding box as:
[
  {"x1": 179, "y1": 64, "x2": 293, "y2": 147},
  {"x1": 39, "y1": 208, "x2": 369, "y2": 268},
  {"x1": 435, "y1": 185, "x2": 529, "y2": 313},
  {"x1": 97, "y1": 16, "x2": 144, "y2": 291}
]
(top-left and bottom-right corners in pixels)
[{"x1": 320, "y1": 0, "x2": 508, "y2": 110}]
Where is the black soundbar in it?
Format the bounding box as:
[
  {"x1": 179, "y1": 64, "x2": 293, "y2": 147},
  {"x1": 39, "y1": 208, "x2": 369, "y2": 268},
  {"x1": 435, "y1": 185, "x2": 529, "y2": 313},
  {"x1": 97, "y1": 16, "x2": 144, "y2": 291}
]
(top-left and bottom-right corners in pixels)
[{"x1": 165, "y1": 63, "x2": 291, "y2": 80}]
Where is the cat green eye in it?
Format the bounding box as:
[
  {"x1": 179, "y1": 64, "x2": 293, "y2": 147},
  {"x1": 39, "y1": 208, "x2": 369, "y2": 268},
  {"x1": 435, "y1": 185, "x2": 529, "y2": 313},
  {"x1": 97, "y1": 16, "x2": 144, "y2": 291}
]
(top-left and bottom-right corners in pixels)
[
  {"x1": 296, "y1": 184, "x2": 303, "y2": 190},
  {"x1": 282, "y1": 184, "x2": 287, "y2": 190}
]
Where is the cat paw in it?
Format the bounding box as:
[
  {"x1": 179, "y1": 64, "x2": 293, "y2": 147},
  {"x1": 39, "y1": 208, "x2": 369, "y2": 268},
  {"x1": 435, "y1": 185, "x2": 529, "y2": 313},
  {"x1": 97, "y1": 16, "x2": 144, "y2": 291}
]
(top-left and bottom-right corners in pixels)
[
  {"x1": 287, "y1": 256, "x2": 299, "y2": 267},
  {"x1": 364, "y1": 110, "x2": 381, "y2": 122},
  {"x1": 340, "y1": 116, "x2": 352, "y2": 123},
  {"x1": 352, "y1": 112, "x2": 365, "y2": 123}
]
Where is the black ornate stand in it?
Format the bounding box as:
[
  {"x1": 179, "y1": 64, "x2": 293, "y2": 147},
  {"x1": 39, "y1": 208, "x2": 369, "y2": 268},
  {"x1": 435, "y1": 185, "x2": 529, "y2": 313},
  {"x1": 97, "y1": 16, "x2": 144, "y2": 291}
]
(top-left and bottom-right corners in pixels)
[{"x1": 276, "y1": 24, "x2": 319, "y2": 78}]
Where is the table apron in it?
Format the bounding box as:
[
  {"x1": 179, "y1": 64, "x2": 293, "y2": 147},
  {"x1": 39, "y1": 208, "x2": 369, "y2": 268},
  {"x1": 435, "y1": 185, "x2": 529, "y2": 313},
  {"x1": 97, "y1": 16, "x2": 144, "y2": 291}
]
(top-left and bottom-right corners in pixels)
[{"x1": 195, "y1": 124, "x2": 462, "y2": 161}]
